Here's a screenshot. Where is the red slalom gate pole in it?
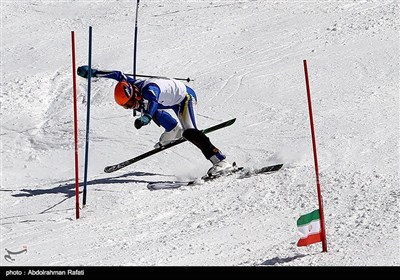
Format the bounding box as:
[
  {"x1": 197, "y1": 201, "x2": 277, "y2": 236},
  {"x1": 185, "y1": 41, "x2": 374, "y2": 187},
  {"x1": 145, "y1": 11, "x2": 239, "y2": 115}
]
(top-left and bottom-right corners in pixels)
[
  {"x1": 71, "y1": 31, "x2": 80, "y2": 219},
  {"x1": 303, "y1": 60, "x2": 327, "y2": 252}
]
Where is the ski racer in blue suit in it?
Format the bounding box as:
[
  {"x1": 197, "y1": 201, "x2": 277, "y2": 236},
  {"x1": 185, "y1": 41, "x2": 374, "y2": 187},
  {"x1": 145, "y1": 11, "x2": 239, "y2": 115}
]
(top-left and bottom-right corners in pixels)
[{"x1": 77, "y1": 66, "x2": 235, "y2": 176}]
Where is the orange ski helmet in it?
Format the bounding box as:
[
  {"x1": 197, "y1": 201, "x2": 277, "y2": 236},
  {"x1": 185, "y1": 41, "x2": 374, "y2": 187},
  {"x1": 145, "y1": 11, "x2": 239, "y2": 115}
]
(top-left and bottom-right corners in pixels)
[{"x1": 114, "y1": 81, "x2": 141, "y2": 109}]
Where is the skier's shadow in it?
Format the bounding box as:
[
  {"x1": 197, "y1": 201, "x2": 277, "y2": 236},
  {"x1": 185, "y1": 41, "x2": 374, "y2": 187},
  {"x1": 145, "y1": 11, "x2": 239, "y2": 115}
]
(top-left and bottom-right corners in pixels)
[{"x1": 11, "y1": 171, "x2": 170, "y2": 199}]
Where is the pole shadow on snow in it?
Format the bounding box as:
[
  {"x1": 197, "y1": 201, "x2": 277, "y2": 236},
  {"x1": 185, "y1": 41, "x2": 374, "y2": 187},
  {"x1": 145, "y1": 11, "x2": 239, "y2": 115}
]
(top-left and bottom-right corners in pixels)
[
  {"x1": 11, "y1": 171, "x2": 170, "y2": 199},
  {"x1": 260, "y1": 254, "x2": 307, "y2": 266}
]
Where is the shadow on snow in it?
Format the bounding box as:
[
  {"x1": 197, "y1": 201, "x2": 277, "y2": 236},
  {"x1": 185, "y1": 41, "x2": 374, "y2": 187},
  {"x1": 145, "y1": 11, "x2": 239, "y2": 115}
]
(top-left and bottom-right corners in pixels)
[
  {"x1": 11, "y1": 170, "x2": 170, "y2": 199},
  {"x1": 260, "y1": 254, "x2": 307, "y2": 266}
]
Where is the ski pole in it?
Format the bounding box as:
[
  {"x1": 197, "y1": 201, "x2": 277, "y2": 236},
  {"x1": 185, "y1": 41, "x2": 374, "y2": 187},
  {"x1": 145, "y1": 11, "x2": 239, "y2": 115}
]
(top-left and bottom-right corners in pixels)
[
  {"x1": 94, "y1": 69, "x2": 193, "y2": 82},
  {"x1": 124, "y1": 73, "x2": 193, "y2": 82},
  {"x1": 133, "y1": 0, "x2": 140, "y2": 80},
  {"x1": 83, "y1": 26, "x2": 93, "y2": 206}
]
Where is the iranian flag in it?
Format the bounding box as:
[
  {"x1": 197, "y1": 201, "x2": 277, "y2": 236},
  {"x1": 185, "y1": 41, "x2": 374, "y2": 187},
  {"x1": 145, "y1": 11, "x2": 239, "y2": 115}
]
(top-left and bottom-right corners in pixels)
[{"x1": 297, "y1": 209, "x2": 322, "y2": 247}]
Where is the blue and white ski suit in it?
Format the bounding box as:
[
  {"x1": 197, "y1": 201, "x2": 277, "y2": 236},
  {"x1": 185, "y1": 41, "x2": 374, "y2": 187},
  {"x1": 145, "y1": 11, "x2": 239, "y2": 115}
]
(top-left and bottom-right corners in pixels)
[{"x1": 102, "y1": 71, "x2": 198, "y2": 132}]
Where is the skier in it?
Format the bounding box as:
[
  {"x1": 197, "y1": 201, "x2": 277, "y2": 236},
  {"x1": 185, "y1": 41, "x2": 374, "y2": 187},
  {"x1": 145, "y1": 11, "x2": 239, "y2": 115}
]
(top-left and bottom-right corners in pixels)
[{"x1": 77, "y1": 66, "x2": 235, "y2": 176}]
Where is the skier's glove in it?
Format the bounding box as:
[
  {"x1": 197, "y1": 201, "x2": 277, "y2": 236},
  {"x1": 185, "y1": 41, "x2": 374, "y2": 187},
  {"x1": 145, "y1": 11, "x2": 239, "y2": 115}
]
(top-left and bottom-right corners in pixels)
[
  {"x1": 77, "y1": 66, "x2": 98, "y2": 78},
  {"x1": 134, "y1": 114, "x2": 152, "y2": 129}
]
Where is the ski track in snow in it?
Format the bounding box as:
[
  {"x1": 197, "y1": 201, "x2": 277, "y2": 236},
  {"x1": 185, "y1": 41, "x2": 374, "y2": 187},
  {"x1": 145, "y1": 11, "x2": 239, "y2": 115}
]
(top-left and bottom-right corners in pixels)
[{"x1": 1, "y1": 0, "x2": 399, "y2": 266}]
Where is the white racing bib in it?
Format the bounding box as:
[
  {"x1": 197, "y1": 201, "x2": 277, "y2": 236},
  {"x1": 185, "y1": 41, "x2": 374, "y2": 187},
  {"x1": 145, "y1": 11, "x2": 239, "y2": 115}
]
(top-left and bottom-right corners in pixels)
[{"x1": 143, "y1": 78, "x2": 187, "y2": 106}]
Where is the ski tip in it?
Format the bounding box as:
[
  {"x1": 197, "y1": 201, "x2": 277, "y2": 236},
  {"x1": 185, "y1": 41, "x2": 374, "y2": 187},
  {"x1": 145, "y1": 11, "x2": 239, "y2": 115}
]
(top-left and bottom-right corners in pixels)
[
  {"x1": 147, "y1": 181, "x2": 190, "y2": 190},
  {"x1": 104, "y1": 166, "x2": 116, "y2": 173},
  {"x1": 261, "y1": 163, "x2": 283, "y2": 172}
]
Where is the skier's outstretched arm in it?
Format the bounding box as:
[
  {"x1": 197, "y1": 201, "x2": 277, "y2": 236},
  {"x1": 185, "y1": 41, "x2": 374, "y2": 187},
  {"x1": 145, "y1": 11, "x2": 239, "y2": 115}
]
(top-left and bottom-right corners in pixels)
[{"x1": 77, "y1": 66, "x2": 135, "y2": 83}]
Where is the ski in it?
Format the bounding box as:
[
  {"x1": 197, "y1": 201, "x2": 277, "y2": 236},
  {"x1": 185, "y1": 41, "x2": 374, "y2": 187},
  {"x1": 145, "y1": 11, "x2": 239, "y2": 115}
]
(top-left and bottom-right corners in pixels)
[
  {"x1": 104, "y1": 118, "x2": 236, "y2": 173},
  {"x1": 237, "y1": 163, "x2": 283, "y2": 179},
  {"x1": 147, "y1": 163, "x2": 283, "y2": 190}
]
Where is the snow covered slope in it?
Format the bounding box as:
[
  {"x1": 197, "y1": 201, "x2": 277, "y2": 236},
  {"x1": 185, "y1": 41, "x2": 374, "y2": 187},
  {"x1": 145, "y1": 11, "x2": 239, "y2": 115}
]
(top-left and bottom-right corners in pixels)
[{"x1": 1, "y1": 0, "x2": 399, "y2": 266}]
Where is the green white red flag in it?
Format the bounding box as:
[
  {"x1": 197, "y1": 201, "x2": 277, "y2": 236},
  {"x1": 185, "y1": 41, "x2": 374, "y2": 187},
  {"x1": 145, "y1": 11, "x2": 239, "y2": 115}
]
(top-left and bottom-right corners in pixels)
[{"x1": 297, "y1": 209, "x2": 322, "y2": 247}]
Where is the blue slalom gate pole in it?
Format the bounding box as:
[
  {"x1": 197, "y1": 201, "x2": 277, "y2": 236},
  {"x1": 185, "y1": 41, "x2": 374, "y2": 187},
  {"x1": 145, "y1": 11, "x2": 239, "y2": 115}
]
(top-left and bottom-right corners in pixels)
[
  {"x1": 83, "y1": 26, "x2": 93, "y2": 206},
  {"x1": 133, "y1": 0, "x2": 140, "y2": 79}
]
